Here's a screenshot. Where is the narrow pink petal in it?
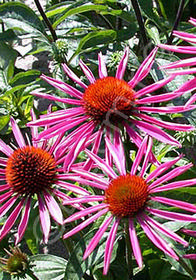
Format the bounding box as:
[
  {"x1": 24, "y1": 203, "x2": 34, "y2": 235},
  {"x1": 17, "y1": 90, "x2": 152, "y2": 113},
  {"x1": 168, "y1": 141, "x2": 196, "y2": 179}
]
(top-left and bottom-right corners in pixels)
[
  {"x1": 189, "y1": 17, "x2": 196, "y2": 26},
  {"x1": 0, "y1": 190, "x2": 13, "y2": 204},
  {"x1": 134, "y1": 75, "x2": 175, "y2": 98},
  {"x1": 137, "y1": 105, "x2": 196, "y2": 113},
  {"x1": 98, "y1": 52, "x2": 108, "y2": 78},
  {"x1": 173, "y1": 30, "x2": 196, "y2": 44},
  {"x1": 0, "y1": 198, "x2": 24, "y2": 241},
  {"x1": 146, "y1": 155, "x2": 182, "y2": 183},
  {"x1": 62, "y1": 63, "x2": 87, "y2": 89},
  {"x1": 63, "y1": 195, "x2": 104, "y2": 205},
  {"x1": 31, "y1": 91, "x2": 81, "y2": 105},
  {"x1": 105, "y1": 127, "x2": 112, "y2": 168},
  {"x1": 131, "y1": 135, "x2": 148, "y2": 175},
  {"x1": 83, "y1": 215, "x2": 113, "y2": 259},
  {"x1": 41, "y1": 74, "x2": 83, "y2": 99},
  {"x1": 103, "y1": 218, "x2": 120, "y2": 275},
  {"x1": 151, "y1": 196, "x2": 196, "y2": 213},
  {"x1": 150, "y1": 178, "x2": 196, "y2": 193},
  {"x1": 160, "y1": 57, "x2": 196, "y2": 69},
  {"x1": 129, "y1": 218, "x2": 143, "y2": 268},
  {"x1": 158, "y1": 43, "x2": 196, "y2": 54},
  {"x1": 137, "y1": 215, "x2": 178, "y2": 259},
  {"x1": 0, "y1": 139, "x2": 13, "y2": 156},
  {"x1": 85, "y1": 149, "x2": 117, "y2": 179},
  {"x1": 181, "y1": 229, "x2": 196, "y2": 237},
  {"x1": 147, "y1": 207, "x2": 196, "y2": 222},
  {"x1": 143, "y1": 213, "x2": 188, "y2": 246},
  {"x1": 30, "y1": 109, "x2": 38, "y2": 146},
  {"x1": 63, "y1": 208, "x2": 108, "y2": 239},
  {"x1": 148, "y1": 163, "x2": 193, "y2": 190},
  {"x1": 53, "y1": 189, "x2": 84, "y2": 211},
  {"x1": 186, "y1": 93, "x2": 196, "y2": 107},
  {"x1": 57, "y1": 181, "x2": 90, "y2": 195},
  {"x1": 38, "y1": 195, "x2": 51, "y2": 243},
  {"x1": 69, "y1": 168, "x2": 108, "y2": 186},
  {"x1": 44, "y1": 191, "x2": 63, "y2": 225},
  {"x1": 140, "y1": 136, "x2": 153, "y2": 177},
  {"x1": 167, "y1": 68, "x2": 196, "y2": 75},
  {"x1": 115, "y1": 47, "x2": 129, "y2": 80},
  {"x1": 183, "y1": 254, "x2": 196, "y2": 259},
  {"x1": 0, "y1": 195, "x2": 19, "y2": 217},
  {"x1": 15, "y1": 197, "x2": 31, "y2": 244},
  {"x1": 128, "y1": 47, "x2": 158, "y2": 88},
  {"x1": 132, "y1": 119, "x2": 181, "y2": 147},
  {"x1": 105, "y1": 136, "x2": 126, "y2": 175},
  {"x1": 134, "y1": 112, "x2": 195, "y2": 131},
  {"x1": 0, "y1": 184, "x2": 11, "y2": 192},
  {"x1": 10, "y1": 117, "x2": 26, "y2": 148},
  {"x1": 136, "y1": 91, "x2": 185, "y2": 104},
  {"x1": 64, "y1": 204, "x2": 108, "y2": 223},
  {"x1": 79, "y1": 59, "x2": 96, "y2": 84}
]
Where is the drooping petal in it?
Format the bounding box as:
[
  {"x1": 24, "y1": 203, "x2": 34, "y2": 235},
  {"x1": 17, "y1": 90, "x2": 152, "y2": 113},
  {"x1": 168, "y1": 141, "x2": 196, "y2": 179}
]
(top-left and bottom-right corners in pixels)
[
  {"x1": 79, "y1": 59, "x2": 96, "y2": 84},
  {"x1": 0, "y1": 195, "x2": 19, "y2": 218},
  {"x1": 0, "y1": 139, "x2": 13, "y2": 156},
  {"x1": 173, "y1": 30, "x2": 196, "y2": 44},
  {"x1": 140, "y1": 136, "x2": 153, "y2": 177},
  {"x1": 128, "y1": 47, "x2": 158, "y2": 88},
  {"x1": 44, "y1": 191, "x2": 63, "y2": 225},
  {"x1": 183, "y1": 254, "x2": 196, "y2": 259},
  {"x1": 63, "y1": 208, "x2": 108, "y2": 239},
  {"x1": 129, "y1": 218, "x2": 143, "y2": 268},
  {"x1": 57, "y1": 181, "x2": 90, "y2": 195},
  {"x1": 62, "y1": 63, "x2": 87, "y2": 89},
  {"x1": 98, "y1": 52, "x2": 108, "y2": 78},
  {"x1": 103, "y1": 218, "x2": 120, "y2": 275},
  {"x1": 83, "y1": 215, "x2": 113, "y2": 259},
  {"x1": 63, "y1": 195, "x2": 104, "y2": 205},
  {"x1": 115, "y1": 47, "x2": 129, "y2": 80},
  {"x1": 0, "y1": 191, "x2": 13, "y2": 204},
  {"x1": 130, "y1": 135, "x2": 148, "y2": 175},
  {"x1": 15, "y1": 197, "x2": 31, "y2": 244},
  {"x1": 10, "y1": 117, "x2": 26, "y2": 148},
  {"x1": 38, "y1": 194, "x2": 51, "y2": 243}
]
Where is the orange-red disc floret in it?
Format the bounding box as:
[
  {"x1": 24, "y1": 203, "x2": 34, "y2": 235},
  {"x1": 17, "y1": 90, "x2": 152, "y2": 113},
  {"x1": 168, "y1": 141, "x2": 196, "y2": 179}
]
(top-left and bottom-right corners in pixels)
[
  {"x1": 5, "y1": 146, "x2": 56, "y2": 195},
  {"x1": 105, "y1": 174, "x2": 148, "y2": 217},
  {"x1": 83, "y1": 77, "x2": 135, "y2": 123}
]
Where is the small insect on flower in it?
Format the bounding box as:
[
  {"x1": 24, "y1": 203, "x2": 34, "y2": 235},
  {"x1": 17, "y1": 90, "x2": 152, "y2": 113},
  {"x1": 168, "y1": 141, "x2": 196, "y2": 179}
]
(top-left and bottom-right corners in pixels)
[
  {"x1": 28, "y1": 47, "x2": 196, "y2": 171},
  {"x1": 61, "y1": 135, "x2": 196, "y2": 275},
  {"x1": 0, "y1": 113, "x2": 88, "y2": 244}
]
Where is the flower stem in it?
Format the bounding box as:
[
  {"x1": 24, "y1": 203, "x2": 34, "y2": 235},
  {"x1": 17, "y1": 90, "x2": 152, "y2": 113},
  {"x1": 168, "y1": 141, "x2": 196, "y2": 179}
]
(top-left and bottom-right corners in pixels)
[
  {"x1": 167, "y1": 0, "x2": 185, "y2": 44},
  {"x1": 130, "y1": 0, "x2": 148, "y2": 46},
  {"x1": 34, "y1": 0, "x2": 57, "y2": 42},
  {"x1": 125, "y1": 222, "x2": 133, "y2": 279}
]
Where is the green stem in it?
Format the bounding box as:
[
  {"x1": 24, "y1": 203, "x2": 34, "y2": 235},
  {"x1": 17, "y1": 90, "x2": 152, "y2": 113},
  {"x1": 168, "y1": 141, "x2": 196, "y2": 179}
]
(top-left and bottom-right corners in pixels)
[
  {"x1": 167, "y1": 0, "x2": 185, "y2": 44},
  {"x1": 125, "y1": 222, "x2": 133, "y2": 279},
  {"x1": 26, "y1": 270, "x2": 40, "y2": 280},
  {"x1": 34, "y1": 0, "x2": 57, "y2": 42},
  {"x1": 130, "y1": 0, "x2": 148, "y2": 46}
]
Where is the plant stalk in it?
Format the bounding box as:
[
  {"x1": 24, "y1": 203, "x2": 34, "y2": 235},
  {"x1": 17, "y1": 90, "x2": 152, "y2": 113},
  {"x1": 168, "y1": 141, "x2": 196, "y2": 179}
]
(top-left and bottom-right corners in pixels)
[
  {"x1": 26, "y1": 270, "x2": 40, "y2": 280},
  {"x1": 167, "y1": 0, "x2": 185, "y2": 44},
  {"x1": 34, "y1": 0, "x2": 57, "y2": 42},
  {"x1": 125, "y1": 222, "x2": 133, "y2": 279},
  {"x1": 130, "y1": 0, "x2": 148, "y2": 46}
]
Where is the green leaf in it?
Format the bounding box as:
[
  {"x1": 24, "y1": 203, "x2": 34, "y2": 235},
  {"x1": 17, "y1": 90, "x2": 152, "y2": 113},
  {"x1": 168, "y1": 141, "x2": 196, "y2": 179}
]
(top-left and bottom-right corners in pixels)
[
  {"x1": 0, "y1": 29, "x2": 17, "y2": 42},
  {"x1": 0, "y1": 2, "x2": 46, "y2": 37},
  {"x1": 9, "y1": 70, "x2": 40, "y2": 87},
  {"x1": 27, "y1": 254, "x2": 67, "y2": 280},
  {"x1": 0, "y1": 115, "x2": 10, "y2": 131}
]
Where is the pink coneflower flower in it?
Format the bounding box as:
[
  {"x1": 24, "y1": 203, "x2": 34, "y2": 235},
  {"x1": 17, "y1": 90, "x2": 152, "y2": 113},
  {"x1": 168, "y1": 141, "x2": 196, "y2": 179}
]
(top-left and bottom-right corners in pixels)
[
  {"x1": 28, "y1": 47, "x2": 196, "y2": 170},
  {"x1": 159, "y1": 17, "x2": 196, "y2": 76},
  {"x1": 0, "y1": 114, "x2": 89, "y2": 244},
  {"x1": 62, "y1": 135, "x2": 196, "y2": 275}
]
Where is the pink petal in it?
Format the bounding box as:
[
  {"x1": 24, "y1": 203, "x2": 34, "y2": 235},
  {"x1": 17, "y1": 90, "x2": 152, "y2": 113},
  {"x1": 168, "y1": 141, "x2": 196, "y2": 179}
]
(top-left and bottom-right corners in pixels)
[
  {"x1": 137, "y1": 105, "x2": 196, "y2": 113},
  {"x1": 0, "y1": 190, "x2": 13, "y2": 204},
  {"x1": 57, "y1": 181, "x2": 90, "y2": 195},
  {"x1": 0, "y1": 195, "x2": 19, "y2": 218},
  {"x1": 98, "y1": 52, "x2": 108, "y2": 78},
  {"x1": 136, "y1": 90, "x2": 185, "y2": 104},
  {"x1": 15, "y1": 197, "x2": 31, "y2": 244},
  {"x1": 181, "y1": 229, "x2": 196, "y2": 237},
  {"x1": 158, "y1": 44, "x2": 196, "y2": 54},
  {"x1": 128, "y1": 47, "x2": 158, "y2": 88},
  {"x1": 160, "y1": 57, "x2": 196, "y2": 69},
  {"x1": 0, "y1": 198, "x2": 24, "y2": 241},
  {"x1": 0, "y1": 139, "x2": 13, "y2": 156},
  {"x1": 183, "y1": 254, "x2": 196, "y2": 260},
  {"x1": 147, "y1": 207, "x2": 196, "y2": 222},
  {"x1": 103, "y1": 218, "x2": 120, "y2": 275},
  {"x1": 64, "y1": 204, "x2": 108, "y2": 223},
  {"x1": 63, "y1": 208, "x2": 108, "y2": 239},
  {"x1": 131, "y1": 119, "x2": 181, "y2": 147},
  {"x1": 167, "y1": 68, "x2": 196, "y2": 75},
  {"x1": 186, "y1": 93, "x2": 196, "y2": 107},
  {"x1": 10, "y1": 117, "x2": 26, "y2": 148},
  {"x1": 173, "y1": 30, "x2": 196, "y2": 44},
  {"x1": 79, "y1": 59, "x2": 96, "y2": 84},
  {"x1": 134, "y1": 75, "x2": 175, "y2": 99},
  {"x1": 130, "y1": 135, "x2": 148, "y2": 175},
  {"x1": 85, "y1": 149, "x2": 117, "y2": 179},
  {"x1": 62, "y1": 63, "x2": 87, "y2": 89},
  {"x1": 140, "y1": 136, "x2": 153, "y2": 177},
  {"x1": 69, "y1": 168, "x2": 108, "y2": 186},
  {"x1": 44, "y1": 191, "x2": 63, "y2": 225},
  {"x1": 41, "y1": 74, "x2": 83, "y2": 98},
  {"x1": 151, "y1": 196, "x2": 196, "y2": 213},
  {"x1": 129, "y1": 218, "x2": 143, "y2": 268},
  {"x1": 83, "y1": 215, "x2": 113, "y2": 259},
  {"x1": 38, "y1": 195, "x2": 51, "y2": 243},
  {"x1": 189, "y1": 17, "x2": 196, "y2": 26},
  {"x1": 137, "y1": 215, "x2": 178, "y2": 259},
  {"x1": 32, "y1": 91, "x2": 82, "y2": 105},
  {"x1": 115, "y1": 47, "x2": 129, "y2": 80},
  {"x1": 63, "y1": 195, "x2": 104, "y2": 205},
  {"x1": 150, "y1": 178, "x2": 196, "y2": 193},
  {"x1": 148, "y1": 163, "x2": 193, "y2": 190},
  {"x1": 143, "y1": 213, "x2": 188, "y2": 246}
]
